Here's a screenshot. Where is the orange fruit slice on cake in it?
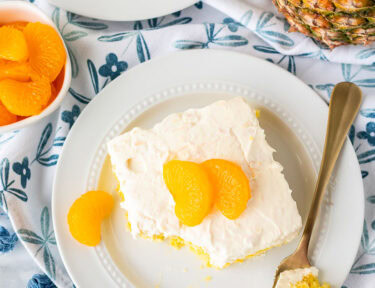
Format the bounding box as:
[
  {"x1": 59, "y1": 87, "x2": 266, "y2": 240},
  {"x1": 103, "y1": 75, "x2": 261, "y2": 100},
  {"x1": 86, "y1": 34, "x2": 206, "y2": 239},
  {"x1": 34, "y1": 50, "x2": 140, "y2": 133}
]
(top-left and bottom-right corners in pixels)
[
  {"x1": 202, "y1": 159, "x2": 251, "y2": 220},
  {"x1": 23, "y1": 22, "x2": 66, "y2": 82},
  {"x1": 163, "y1": 160, "x2": 214, "y2": 226}
]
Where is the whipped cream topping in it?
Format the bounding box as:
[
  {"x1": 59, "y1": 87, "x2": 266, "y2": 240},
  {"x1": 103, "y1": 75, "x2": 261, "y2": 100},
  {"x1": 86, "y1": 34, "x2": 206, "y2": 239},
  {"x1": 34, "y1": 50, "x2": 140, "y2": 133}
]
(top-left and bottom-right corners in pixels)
[
  {"x1": 276, "y1": 267, "x2": 319, "y2": 288},
  {"x1": 107, "y1": 97, "x2": 302, "y2": 268}
]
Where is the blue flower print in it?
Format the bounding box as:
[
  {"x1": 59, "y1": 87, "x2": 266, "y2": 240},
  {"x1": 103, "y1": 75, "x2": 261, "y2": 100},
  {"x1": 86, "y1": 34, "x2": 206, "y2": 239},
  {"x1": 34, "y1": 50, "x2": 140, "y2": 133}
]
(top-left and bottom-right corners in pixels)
[
  {"x1": 12, "y1": 157, "x2": 31, "y2": 189},
  {"x1": 61, "y1": 105, "x2": 81, "y2": 129},
  {"x1": 357, "y1": 122, "x2": 375, "y2": 146},
  {"x1": 18, "y1": 207, "x2": 57, "y2": 278},
  {"x1": 99, "y1": 53, "x2": 128, "y2": 80},
  {"x1": 0, "y1": 225, "x2": 18, "y2": 253},
  {"x1": 0, "y1": 158, "x2": 28, "y2": 211},
  {"x1": 223, "y1": 17, "x2": 242, "y2": 32},
  {"x1": 27, "y1": 274, "x2": 56, "y2": 288}
]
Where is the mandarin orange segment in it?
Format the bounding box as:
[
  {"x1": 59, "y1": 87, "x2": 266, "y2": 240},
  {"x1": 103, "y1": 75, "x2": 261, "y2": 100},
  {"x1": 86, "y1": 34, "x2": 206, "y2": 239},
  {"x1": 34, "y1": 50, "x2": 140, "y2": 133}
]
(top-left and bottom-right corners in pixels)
[
  {"x1": 17, "y1": 116, "x2": 28, "y2": 121},
  {"x1": 0, "y1": 26, "x2": 28, "y2": 61},
  {"x1": 23, "y1": 22, "x2": 66, "y2": 81},
  {"x1": 67, "y1": 190, "x2": 114, "y2": 246},
  {"x1": 202, "y1": 159, "x2": 251, "y2": 220},
  {"x1": 163, "y1": 160, "x2": 214, "y2": 226},
  {"x1": 0, "y1": 76, "x2": 51, "y2": 116},
  {"x1": 53, "y1": 66, "x2": 65, "y2": 92},
  {"x1": 3, "y1": 21, "x2": 28, "y2": 31},
  {"x1": 0, "y1": 60, "x2": 30, "y2": 81},
  {"x1": 0, "y1": 101, "x2": 17, "y2": 126},
  {"x1": 47, "y1": 83, "x2": 58, "y2": 106}
]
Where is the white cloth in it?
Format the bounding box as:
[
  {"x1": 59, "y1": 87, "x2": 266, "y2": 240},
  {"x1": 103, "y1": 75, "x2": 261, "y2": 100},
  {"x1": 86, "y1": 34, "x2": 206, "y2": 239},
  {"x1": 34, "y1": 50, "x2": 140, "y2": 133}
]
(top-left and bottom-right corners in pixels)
[{"x1": 0, "y1": 0, "x2": 374, "y2": 287}]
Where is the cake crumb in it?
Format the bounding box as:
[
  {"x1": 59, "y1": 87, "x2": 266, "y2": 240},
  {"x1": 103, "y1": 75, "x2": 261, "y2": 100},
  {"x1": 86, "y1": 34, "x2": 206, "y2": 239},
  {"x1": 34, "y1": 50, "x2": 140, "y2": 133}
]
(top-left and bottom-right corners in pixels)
[
  {"x1": 255, "y1": 109, "x2": 260, "y2": 118},
  {"x1": 205, "y1": 276, "x2": 212, "y2": 282},
  {"x1": 126, "y1": 221, "x2": 132, "y2": 231},
  {"x1": 170, "y1": 236, "x2": 185, "y2": 249}
]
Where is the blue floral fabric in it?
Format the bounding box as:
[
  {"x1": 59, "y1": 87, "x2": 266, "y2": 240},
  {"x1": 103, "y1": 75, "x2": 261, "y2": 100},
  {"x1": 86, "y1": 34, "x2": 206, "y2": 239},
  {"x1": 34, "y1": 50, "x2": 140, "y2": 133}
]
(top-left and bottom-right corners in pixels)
[
  {"x1": 0, "y1": 225, "x2": 17, "y2": 253},
  {"x1": 27, "y1": 274, "x2": 56, "y2": 288},
  {"x1": 12, "y1": 157, "x2": 31, "y2": 189},
  {"x1": 0, "y1": 210, "x2": 48, "y2": 287},
  {"x1": 98, "y1": 53, "x2": 128, "y2": 80},
  {"x1": 0, "y1": 0, "x2": 374, "y2": 287}
]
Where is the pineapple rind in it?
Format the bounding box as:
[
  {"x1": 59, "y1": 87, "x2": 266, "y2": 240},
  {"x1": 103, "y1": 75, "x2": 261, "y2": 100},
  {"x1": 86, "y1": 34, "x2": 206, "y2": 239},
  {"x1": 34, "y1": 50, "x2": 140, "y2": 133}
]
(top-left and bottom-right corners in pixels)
[{"x1": 273, "y1": 0, "x2": 375, "y2": 48}]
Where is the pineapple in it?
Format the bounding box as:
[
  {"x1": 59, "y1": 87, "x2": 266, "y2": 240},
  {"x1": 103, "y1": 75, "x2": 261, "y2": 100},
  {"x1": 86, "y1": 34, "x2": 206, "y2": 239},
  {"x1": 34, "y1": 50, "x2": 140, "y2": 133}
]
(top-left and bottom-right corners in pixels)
[{"x1": 273, "y1": 0, "x2": 375, "y2": 48}]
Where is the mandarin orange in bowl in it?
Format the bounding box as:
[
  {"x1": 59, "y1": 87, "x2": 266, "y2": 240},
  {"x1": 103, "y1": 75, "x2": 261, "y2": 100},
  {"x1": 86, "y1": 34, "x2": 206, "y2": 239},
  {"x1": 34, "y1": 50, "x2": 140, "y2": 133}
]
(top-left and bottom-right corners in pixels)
[{"x1": 0, "y1": 1, "x2": 71, "y2": 134}]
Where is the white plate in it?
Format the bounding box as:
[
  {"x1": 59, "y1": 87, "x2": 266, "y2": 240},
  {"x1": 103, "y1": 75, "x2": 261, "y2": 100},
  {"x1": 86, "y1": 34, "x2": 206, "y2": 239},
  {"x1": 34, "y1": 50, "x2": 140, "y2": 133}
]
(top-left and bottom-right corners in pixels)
[
  {"x1": 47, "y1": 0, "x2": 198, "y2": 21},
  {"x1": 52, "y1": 50, "x2": 364, "y2": 288}
]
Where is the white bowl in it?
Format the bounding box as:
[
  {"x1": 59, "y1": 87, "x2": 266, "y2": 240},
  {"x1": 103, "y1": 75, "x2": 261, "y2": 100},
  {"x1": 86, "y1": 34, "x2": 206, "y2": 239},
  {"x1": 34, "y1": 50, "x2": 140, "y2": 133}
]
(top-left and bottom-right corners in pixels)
[{"x1": 0, "y1": 1, "x2": 72, "y2": 134}]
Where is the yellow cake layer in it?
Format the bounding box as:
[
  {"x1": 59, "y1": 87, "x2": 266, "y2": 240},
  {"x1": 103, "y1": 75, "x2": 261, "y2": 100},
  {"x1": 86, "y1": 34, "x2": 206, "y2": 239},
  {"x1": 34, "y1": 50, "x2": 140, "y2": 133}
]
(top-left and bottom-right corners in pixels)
[
  {"x1": 121, "y1": 206, "x2": 276, "y2": 269},
  {"x1": 118, "y1": 184, "x2": 282, "y2": 268},
  {"x1": 292, "y1": 274, "x2": 330, "y2": 288},
  {"x1": 136, "y1": 227, "x2": 276, "y2": 268}
]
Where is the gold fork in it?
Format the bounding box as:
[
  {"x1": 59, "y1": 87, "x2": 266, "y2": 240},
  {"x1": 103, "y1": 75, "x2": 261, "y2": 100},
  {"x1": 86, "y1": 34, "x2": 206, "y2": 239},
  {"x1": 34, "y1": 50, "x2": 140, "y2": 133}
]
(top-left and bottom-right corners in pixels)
[{"x1": 272, "y1": 82, "x2": 362, "y2": 288}]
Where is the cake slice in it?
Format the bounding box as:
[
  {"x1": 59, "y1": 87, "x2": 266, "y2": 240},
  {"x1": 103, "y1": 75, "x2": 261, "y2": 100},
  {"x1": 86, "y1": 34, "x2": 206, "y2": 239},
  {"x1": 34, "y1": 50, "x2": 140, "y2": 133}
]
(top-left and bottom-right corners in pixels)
[{"x1": 107, "y1": 97, "x2": 302, "y2": 268}]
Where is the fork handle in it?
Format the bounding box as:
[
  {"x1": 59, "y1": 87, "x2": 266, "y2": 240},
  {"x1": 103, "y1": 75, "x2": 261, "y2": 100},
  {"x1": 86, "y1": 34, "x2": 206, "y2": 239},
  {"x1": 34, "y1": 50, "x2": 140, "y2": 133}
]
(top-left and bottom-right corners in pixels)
[{"x1": 297, "y1": 82, "x2": 362, "y2": 255}]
